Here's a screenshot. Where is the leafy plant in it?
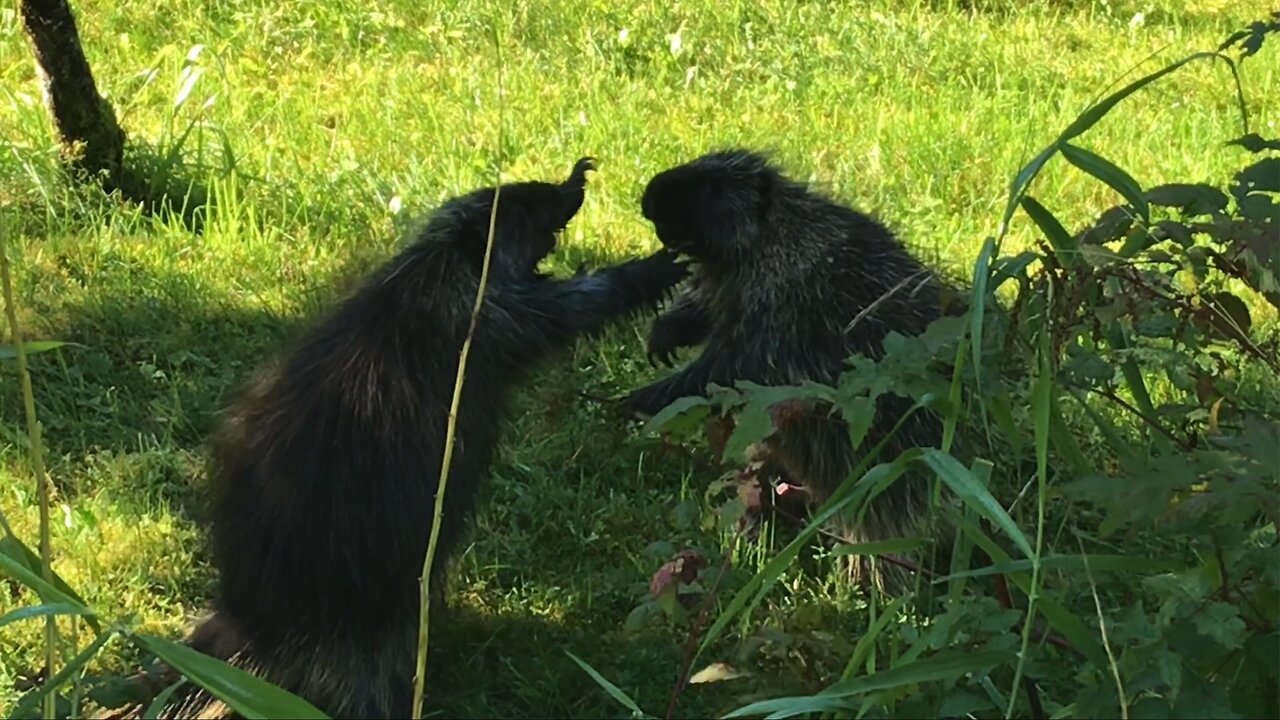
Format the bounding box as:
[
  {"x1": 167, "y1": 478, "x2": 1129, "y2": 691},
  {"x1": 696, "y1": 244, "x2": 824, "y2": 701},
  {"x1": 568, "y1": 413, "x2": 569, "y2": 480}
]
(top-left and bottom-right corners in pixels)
[{"x1": 576, "y1": 11, "x2": 1280, "y2": 720}]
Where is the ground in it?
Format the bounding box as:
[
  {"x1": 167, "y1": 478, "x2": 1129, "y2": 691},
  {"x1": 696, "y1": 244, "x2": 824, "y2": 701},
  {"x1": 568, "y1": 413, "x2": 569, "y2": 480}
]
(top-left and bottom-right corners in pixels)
[{"x1": 1, "y1": 0, "x2": 1277, "y2": 717}]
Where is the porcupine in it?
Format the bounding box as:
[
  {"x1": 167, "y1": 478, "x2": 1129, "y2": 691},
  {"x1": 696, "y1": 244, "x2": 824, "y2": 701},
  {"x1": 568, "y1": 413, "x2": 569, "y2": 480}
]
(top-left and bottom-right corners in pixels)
[
  {"x1": 622, "y1": 149, "x2": 966, "y2": 592},
  {"x1": 102, "y1": 157, "x2": 688, "y2": 719}
]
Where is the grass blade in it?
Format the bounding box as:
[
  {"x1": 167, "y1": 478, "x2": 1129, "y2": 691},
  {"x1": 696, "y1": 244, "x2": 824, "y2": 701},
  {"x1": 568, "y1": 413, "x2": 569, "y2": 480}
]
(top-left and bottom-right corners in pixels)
[
  {"x1": 133, "y1": 633, "x2": 329, "y2": 719},
  {"x1": 0, "y1": 535, "x2": 97, "y2": 628},
  {"x1": 0, "y1": 546, "x2": 96, "y2": 624},
  {"x1": 11, "y1": 630, "x2": 115, "y2": 719},
  {"x1": 698, "y1": 451, "x2": 919, "y2": 659},
  {"x1": 723, "y1": 650, "x2": 1013, "y2": 719},
  {"x1": 920, "y1": 449, "x2": 1033, "y2": 559},
  {"x1": 969, "y1": 237, "x2": 995, "y2": 395},
  {"x1": 934, "y1": 553, "x2": 1178, "y2": 581},
  {"x1": 565, "y1": 650, "x2": 651, "y2": 718},
  {"x1": 1019, "y1": 196, "x2": 1078, "y2": 267},
  {"x1": 1060, "y1": 142, "x2": 1149, "y2": 223},
  {"x1": 143, "y1": 680, "x2": 188, "y2": 720},
  {"x1": 0, "y1": 603, "x2": 94, "y2": 630}
]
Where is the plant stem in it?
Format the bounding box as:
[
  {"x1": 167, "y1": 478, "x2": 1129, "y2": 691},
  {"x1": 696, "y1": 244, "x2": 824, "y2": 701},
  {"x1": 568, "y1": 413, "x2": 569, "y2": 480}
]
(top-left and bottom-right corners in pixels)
[
  {"x1": 410, "y1": 26, "x2": 506, "y2": 719},
  {"x1": 1, "y1": 213, "x2": 59, "y2": 720}
]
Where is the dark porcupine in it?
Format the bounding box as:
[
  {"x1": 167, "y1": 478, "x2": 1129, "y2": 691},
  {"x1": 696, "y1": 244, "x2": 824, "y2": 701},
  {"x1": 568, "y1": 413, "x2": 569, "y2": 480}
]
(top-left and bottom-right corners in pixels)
[
  {"x1": 111, "y1": 158, "x2": 688, "y2": 719},
  {"x1": 621, "y1": 149, "x2": 965, "y2": 593}
]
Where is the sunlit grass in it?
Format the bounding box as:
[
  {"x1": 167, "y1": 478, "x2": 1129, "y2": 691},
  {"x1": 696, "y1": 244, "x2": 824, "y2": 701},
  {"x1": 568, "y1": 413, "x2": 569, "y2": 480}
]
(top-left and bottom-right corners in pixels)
[{"x1": 1, "y1": 0, "x2": 1276, "y2": 715}]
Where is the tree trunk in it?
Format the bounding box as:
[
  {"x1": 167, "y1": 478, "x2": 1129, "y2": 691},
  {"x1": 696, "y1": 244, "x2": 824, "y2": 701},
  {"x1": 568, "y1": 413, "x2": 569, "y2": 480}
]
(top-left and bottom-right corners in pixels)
[{"x1": 20, "y1": 0, "x2": 125, "y2": 184}]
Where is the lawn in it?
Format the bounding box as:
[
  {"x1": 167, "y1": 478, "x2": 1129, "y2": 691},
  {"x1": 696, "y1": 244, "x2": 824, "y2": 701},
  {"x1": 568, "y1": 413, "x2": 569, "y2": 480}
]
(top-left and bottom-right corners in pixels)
[{"x1": 1, "y1": 0, "x2": 1277, "y2": 717}]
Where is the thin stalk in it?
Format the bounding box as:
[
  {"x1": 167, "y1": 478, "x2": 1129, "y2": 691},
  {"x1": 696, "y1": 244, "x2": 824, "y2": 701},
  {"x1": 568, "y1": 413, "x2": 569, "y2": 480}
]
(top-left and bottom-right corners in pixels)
[
  {"x1": 410, "y1": 28, "x2": 506, "y2": 719},
  {"x1": 1, "y1": 215, "x2": 59, "y2": 720}
]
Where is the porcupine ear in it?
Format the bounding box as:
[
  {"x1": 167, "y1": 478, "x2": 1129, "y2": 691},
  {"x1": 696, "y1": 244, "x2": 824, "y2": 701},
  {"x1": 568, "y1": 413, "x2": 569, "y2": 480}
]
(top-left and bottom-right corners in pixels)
[{"x1": 554, "y1": 156, "x2": 595, "y2": 231}]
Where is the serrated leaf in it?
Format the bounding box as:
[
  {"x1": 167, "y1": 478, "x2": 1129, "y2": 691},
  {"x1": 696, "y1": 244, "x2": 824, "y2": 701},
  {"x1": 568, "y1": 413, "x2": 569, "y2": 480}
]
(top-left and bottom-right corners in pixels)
[
  {"x1": 689, "y1": 662, "x2": 748, "y2": 684},
  {"x1": 1192, "y1": 602, "x2": 1249, "y2": 650},
  {"x1": 1061, "y1": 142, "x2": 1150, "y2": 223},
  {"x1": 133, "y1": 634, "x2": 329, "y2": 719},
  {"x1": 837, "y1": 395, "x2": 875, "y2": 449},
  {"x1": 722, "y1": 401, "x2": 774, "y2": 461},
  {"x1": 920, "y1": 449, "x2": 1034, "y2": 559},
  {"x1": 566, "y1": 650, "x2": 651, "y2": 718}
]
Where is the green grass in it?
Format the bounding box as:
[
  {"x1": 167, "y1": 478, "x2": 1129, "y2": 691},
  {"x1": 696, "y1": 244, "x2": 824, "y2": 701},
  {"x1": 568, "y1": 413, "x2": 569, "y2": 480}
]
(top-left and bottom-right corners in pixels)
[{"x1": 1, "y1": 0, "x2": 1277, "y2": 716}]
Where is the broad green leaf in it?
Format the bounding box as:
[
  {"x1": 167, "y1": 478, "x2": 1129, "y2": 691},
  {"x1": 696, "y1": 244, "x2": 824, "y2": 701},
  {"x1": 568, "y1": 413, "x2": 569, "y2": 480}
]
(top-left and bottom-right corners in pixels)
[
  {"x1": 0, "y1": 602, "x2": 94, "y2": 630},
  {"x1": 1144, "y1": 183, "x2": 1229, "y2": 216},
  {"x1": 722, "y1": 400, "x2": 774, "y2": 462},
  {"x1": 1193, "y1": 602, "x2": 1249, "y2": 650},
  {"x1": 0, "y1": 340, "x2": 77, "y2": 360},
  {"x1": 641, "y1": 395, "x2": 711, "y2": 435},
  {"x1": 1020, "y1": 196, "x2": 1077, "y2": 267},
  {"x1": 133, "y1": 633, "x2": 329, "y2": 719},
  {"x1": 11, "y1": 630, "x2": 116, "y2": 718},
  {"x1": 565, "y1": 650, "x2": 651, "y2": 718},
  {"x1": 920, "y1": 449, "x2": 1033, "y2": 559},
  {"x1": 1061, "y1": 142, "x2": 1149, "y2": 223},
  {"x1": 1234, "y1": 157, "x2": 1280, "y2": 194},
  {"x1": 1226, "y1": 133, "x2": 1280, "y2": 153},
  {"x1": 838, "y1": 395, "x2": 876, "y2": 449}
]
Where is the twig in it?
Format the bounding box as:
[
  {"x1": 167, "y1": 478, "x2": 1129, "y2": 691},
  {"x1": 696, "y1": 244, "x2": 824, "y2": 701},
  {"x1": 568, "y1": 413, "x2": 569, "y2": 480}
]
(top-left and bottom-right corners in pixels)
[
  {"x1": 1088, "y1": 386, "x2": 1191, "y2": 449},
  {"x1": 1080, "y1": 538, "x2": 1127, "y2": 720},
  {"x1": 410, "y1": 26, "x2": 506, "y2": 720}
]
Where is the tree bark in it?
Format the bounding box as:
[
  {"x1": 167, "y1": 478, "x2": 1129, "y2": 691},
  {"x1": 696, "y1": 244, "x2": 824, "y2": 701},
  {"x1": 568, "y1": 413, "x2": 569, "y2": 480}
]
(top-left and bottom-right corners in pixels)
[{"x1": 20, "y1": 0, "x2": 125, "y2": 184}]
